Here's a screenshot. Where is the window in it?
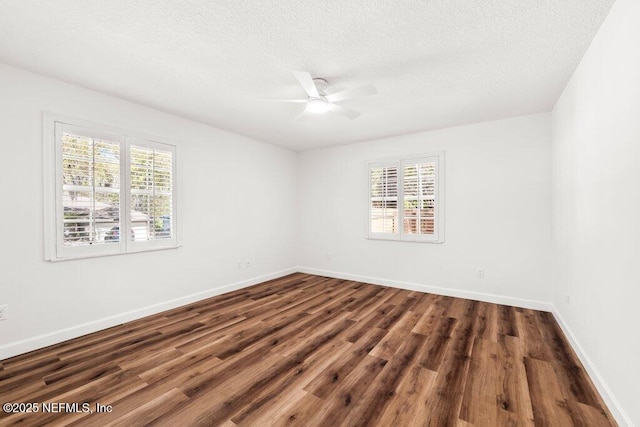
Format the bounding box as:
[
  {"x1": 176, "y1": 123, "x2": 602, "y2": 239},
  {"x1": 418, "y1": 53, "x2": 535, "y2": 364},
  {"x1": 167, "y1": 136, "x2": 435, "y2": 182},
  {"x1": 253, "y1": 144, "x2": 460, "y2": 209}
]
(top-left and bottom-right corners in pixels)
[
  {"x1": 368, "y1": 153, "x2": 444, "y2": 243},
  {"x1": 44, "y1": 114, "x2": 179, "y2": 260}
]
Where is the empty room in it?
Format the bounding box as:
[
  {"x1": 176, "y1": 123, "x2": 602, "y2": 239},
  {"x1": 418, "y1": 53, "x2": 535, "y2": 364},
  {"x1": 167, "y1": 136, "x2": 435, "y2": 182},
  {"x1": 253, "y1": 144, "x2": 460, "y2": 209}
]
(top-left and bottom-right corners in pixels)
[{"x1": 0, "y1": 0, "x2": 638, "y2": 426}]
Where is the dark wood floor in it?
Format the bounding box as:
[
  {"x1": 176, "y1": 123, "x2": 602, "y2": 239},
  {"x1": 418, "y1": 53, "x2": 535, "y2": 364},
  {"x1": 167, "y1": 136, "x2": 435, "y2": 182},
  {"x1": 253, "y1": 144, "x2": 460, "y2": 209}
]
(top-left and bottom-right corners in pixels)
[{"x1": 0, "y1": 273, "x2": 615, "y2": 426}]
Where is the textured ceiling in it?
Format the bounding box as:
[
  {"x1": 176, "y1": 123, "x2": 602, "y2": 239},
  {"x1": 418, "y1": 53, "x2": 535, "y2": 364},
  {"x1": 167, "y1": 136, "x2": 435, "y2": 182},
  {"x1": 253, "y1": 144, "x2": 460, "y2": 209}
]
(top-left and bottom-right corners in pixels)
[{"x1": 0, "y1": 1, "x2": 614, "y2": 151}]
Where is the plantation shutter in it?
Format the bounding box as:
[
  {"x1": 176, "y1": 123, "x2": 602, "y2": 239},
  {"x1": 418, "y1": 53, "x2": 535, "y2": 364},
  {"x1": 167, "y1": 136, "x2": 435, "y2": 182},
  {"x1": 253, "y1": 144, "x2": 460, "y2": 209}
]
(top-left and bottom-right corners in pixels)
[
  {"x1": 369, "y1": 164, "x2": 399, "y2": 236},
  {"x1": 403, "y1": 159, "x2": 436, "y2": 236},
  {"x1": 59, "y1": 125, "x2": 121, "y2": 247},
  {"x1": 129, "y1": 142, "x2": 174, "y2": 242}
]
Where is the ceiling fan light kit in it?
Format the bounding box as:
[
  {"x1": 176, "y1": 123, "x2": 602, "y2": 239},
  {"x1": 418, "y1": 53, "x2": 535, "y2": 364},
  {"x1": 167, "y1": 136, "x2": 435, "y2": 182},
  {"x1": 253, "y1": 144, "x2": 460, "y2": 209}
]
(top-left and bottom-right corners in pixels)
[
  {"x1": 306, "y1": 97, "x2": 330, "y2": 114},
  {"x1": 264, "y1": 71, "x2": 377, "y2": 120}
]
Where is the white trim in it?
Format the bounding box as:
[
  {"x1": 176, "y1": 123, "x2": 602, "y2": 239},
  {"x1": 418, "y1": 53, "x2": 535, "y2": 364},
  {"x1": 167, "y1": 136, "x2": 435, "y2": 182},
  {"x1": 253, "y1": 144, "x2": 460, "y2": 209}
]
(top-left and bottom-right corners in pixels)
[
  {"x1": 58, "y1": 123, "x2": 121, "y2": 142},
  {"x1": 551, "y1": 307, "x2": 634, "y2": 427},
  {"x1": 42, "y1": 113, "x2": 57, "y2": 261},
  {"x1": 122, "y1": 132, "x2": 133, "y2": 253},
  {"x1": 296, "y1": 266, "x2": 552, "y2": 311},
  {"x1": 43, "y1": 112, "x2": 178, "y2": 147},
  {"x1": 45, "y1": 243, "x2": 183, "y2": 262},
  {"x1": 0, "y1": 267, "x2": 297, "y2": 360}
]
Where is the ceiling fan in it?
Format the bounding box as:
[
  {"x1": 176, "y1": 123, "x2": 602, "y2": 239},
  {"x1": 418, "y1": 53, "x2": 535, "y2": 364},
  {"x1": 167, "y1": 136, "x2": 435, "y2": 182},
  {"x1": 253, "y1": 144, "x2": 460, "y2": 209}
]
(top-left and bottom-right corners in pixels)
[{"x1": 262, "y1": 71, "x2": 377, "y2": 120}]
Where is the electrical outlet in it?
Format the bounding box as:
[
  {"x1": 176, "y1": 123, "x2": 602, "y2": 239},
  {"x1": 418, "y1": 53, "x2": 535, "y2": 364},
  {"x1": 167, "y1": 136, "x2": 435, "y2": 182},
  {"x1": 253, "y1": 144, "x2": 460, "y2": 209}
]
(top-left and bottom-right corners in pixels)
[
  {"x1": 237, "y1": 260, "x2": 242, "y2": 269},
  {"x1": 565, "y1": 295, "x2": 570, "y2": 305},
  {"x1": 0, "y1": 305, "x2": 7, "y2": 321},
  {"x1": 326, "y1": 253, "x2": 332, "y2": 261},
  {"x1": 246, "y1": 259, "x2": 251, "y2": 268},
  {"x1": 476, "y1": 268, "x2": 485, "y2": 278}
]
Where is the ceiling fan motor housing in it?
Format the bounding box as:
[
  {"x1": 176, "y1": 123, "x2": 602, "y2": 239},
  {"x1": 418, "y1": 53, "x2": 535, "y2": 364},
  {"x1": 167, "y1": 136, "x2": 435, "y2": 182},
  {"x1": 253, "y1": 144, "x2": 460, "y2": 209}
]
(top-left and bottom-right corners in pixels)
[{"x1": 312, "y1": 78, "x2": 328, "y2": 95}]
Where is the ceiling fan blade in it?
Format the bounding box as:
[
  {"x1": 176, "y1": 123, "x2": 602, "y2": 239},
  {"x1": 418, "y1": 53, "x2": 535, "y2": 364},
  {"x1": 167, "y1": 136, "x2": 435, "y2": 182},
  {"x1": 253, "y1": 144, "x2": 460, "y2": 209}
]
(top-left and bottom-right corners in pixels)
[
  {"x1": 292, "y1": 71, "x2": 319, "y2": 97},
  {"x1": 326, "y1": 84, "x2": 377, "y2": 103},
  {"x1": 327, "y1": 103, "x2": 361, "y2": 119},
  {"x1": 258, "y1": 98, "x2": 306, "y2": 103}
]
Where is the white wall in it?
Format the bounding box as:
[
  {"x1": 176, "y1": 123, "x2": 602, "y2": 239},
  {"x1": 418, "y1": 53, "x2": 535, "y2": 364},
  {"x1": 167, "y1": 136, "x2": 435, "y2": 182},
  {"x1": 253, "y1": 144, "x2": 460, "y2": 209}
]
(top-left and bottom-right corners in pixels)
[
  {"x1": 297, "y1": 114, "x2": 552, "y2": 306},
  {"x1": 552, "y1": 0, "x2": 640, "y2": 424},
  {"x1": 0, "y1": 63, "x2": 297, "y2": 358}
]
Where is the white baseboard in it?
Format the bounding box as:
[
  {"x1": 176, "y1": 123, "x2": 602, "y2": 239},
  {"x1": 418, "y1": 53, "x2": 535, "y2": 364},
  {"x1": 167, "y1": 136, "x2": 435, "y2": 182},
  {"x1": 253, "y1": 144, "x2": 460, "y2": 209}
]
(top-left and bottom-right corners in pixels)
[
  {"x1": 551, "y1": 307, "x2": 634, "y2": 427},
  {"x1": 0, "y1": 267, "x2": 297, "y2": 361},
  {"x1": 297, "y1": 266, "x2": 553, "y2": 312}
]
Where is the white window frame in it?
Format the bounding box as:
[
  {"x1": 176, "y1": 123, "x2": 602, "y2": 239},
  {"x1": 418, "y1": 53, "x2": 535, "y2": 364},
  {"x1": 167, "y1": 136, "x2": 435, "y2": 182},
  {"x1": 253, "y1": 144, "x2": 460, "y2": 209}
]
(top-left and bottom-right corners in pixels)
[
  {"x1": 367, "y1": 152, "x2": 445, "y2": 243},
  {"x1": 43, "y1": 113, "x2": 181, "y2": 261}
]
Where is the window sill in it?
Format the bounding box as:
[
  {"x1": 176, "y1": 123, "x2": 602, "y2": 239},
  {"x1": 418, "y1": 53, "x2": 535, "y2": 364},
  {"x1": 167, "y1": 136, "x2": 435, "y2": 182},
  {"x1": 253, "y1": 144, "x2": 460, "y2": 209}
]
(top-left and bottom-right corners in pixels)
[
  {"x1": 46, "y1": 244, "x2": 182, "y2": 262},
  {"x1": 365, "y1": 236, "x2": 444, "y2": 244}
]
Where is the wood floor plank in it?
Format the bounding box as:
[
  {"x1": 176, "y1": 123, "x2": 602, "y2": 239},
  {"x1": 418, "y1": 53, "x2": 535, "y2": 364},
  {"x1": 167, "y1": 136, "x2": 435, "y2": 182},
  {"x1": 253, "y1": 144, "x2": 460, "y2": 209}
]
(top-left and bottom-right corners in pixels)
[
  {"x1": 409, "y1": 292, "x2": 437, "y2": 315},
  {"x1": 302, "y1": 354, "x2": 388, "y2": 426},
  {"x1": 459, "y1": 338, "x2": 499, "y2": 425},
  {"x1": 476, "y1": 302, "x2": 499, "y2": 342},
  {"x1": 3, "y1": 362, "x2": 122, "y2": 405},
  {"x1": 416, "y1": 315, "x2": 457, "y2": 371},
  {"x1": 229, "y1": 340, "x2": 351, "y2": 426},
  {"x1": 234, "y1": 387, "x2": 310, "y2": 427},
  {"x1": 341, "y1": 285, "x2": 386, "y2": 312},
  {"x1": 303, "y1": 326, "x2": 387, "y2": 399},
  {"x1": 498, "y1": 304, "x2": 519, "y2": 337},
  {"x1": 347, "y1": 287, "x2": 397, "y2": 321},
  {"x1": 421, "y1": 300, "x2": 478, "y2": 425},
  {"x1": 265, "y1": 389, "x2": 324, "y2": 427},
  {"x1": 104, "y1": 388, "x2": 189, "y2": 427},
  {"x1": 446, "y1": 297, "x2": 469, "y2": 319},
  {"x1": 376, "y1": 295, "x2": 418, "y2": 330},
  {"x1": 158, "y1": 317, "x2": 356, "y2": 425},
  {"x1": 338, "y1": 332, "x2": 428, "y2": 427},
  {"x1": 343, "y1": 302, "x2": 395, "y2": 343},
  {"x1": 517, "y1": 309, "x2": 552, "y2": 361},
  {"x1": 524, "y1": 357, "x2": 575, "y2": 425},
  {"x1": 0, "y1": 370, "x2": 147, "y2": 426},
  {"x1": 535, "y1": 311, "x2": 605, "y2": 408},
  {"x1": 369, "y1": 310, "x2": 421, "y2": 361},
  {"x1": 412, "y1": 294, "x2": 454, "y2": 335},
  {"x1": 376, "y1": 365, "x2": 438, "y2": 426},
  {"x1": 0, "y1": 273, "x2": 616, "y2": 426},
  {"x1": 496, "y1": 334, "x2": 535, "y2": 423},
  {"x1": 566, "y1": 400, "x2": 614, "y2": 426}
]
